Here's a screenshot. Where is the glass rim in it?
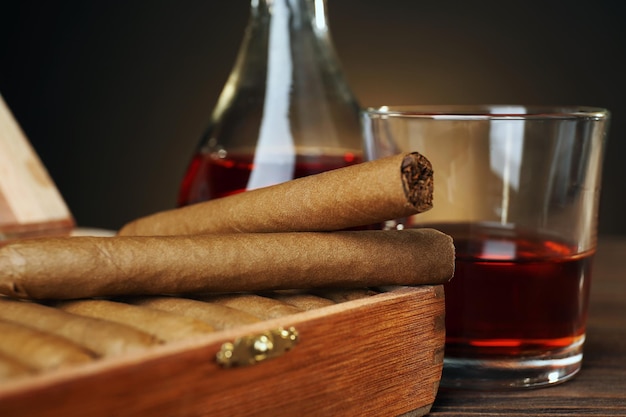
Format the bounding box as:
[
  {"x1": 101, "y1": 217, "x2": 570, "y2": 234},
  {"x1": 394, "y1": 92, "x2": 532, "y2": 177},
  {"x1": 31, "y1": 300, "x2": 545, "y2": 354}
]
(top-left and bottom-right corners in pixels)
[{"x1": 364, "y1": 105, "x2": 610, "y2": 121}]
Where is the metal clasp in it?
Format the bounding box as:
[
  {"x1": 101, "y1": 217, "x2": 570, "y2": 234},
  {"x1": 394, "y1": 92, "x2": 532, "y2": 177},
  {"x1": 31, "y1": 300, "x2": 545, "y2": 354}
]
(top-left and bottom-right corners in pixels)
[{"x1": 216, "y1": 327, "x2": 299, "y2": 368}]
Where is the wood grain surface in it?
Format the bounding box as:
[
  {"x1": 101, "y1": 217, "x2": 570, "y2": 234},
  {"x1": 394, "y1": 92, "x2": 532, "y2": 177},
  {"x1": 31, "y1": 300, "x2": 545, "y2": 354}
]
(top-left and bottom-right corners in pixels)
[{"x1": 0, "y1": 95, "x2": 73, "y2": 235}]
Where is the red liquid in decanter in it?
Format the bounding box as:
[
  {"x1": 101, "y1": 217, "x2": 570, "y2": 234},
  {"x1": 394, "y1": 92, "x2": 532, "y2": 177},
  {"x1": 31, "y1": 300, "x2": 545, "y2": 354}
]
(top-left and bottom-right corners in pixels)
[{"x1": 178, "y1": 152, "x2": 362, "y2": 206}]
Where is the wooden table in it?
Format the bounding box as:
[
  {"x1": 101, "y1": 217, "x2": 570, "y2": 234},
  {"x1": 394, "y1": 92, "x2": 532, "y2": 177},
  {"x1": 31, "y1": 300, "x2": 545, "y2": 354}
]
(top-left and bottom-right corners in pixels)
[{"x1": 428, "y1": 236, "x2": 626, "y2": 416}]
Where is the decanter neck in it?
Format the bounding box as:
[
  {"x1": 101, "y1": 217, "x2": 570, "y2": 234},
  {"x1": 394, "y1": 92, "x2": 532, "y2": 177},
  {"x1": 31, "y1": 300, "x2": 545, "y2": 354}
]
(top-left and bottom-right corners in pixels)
[{"x1": 250, "y1": 0, "x2": 329, "y2": 33}]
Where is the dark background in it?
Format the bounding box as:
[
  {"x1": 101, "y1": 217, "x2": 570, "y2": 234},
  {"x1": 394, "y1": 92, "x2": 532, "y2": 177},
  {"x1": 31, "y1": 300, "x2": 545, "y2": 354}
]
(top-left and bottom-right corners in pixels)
[{"x1": 1, "y1": 1, "x2": 624, "y2": 235}]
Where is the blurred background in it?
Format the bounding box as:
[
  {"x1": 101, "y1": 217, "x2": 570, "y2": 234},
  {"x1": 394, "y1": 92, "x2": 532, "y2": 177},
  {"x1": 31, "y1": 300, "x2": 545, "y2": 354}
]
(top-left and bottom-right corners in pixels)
[{"x1": 1, "y1": 0, "x2": 624, "y2": 235}]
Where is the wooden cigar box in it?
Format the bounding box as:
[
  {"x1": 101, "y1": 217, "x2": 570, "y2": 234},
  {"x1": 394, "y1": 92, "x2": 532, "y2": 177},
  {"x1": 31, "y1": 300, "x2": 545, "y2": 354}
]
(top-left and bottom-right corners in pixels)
[
  {"x1": 0, "y1": 94, "x2": 74, "y2": 242},
  {"x1": 0, "y1": 285, "x2": 445, "y2": 417}
]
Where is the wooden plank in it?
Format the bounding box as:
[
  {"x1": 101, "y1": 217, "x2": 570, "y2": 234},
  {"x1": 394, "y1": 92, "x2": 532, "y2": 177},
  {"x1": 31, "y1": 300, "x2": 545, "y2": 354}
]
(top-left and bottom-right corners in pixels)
[{"x1": 0, "y1": 94, "x2": 73, "y2": 234}]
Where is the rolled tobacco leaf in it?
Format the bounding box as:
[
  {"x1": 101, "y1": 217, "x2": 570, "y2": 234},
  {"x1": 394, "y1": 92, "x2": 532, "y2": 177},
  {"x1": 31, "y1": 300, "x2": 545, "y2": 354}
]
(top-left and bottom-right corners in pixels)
[
  {"x1": 195, "y1": 294, "x2": 305, "y2": 320},
  {"x1": 0, "y1": 297, "x2": 160, "y2": 356},
  {"x1": 55, "y1": 299, "x2": 217, "y2": 342},
  {"x1": 0, "y1": 319, "x2": 95, "y2": 371},
  {"x1": 118, "y1": 152, "x2": 433, "y2": 236},
  {"x1": 0, "y1": 351, "x2": 36, "y2": 382},
  {"x1": 126, "y1": 296, "x2": 262, "y2": 330},
  {"x1": 0, "y1": 229, "x2": 454, "y2": 300}
]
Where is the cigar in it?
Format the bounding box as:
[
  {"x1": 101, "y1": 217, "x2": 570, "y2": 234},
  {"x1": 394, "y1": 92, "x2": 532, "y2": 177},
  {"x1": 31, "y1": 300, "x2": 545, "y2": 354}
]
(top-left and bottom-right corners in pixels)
[
  {"x1": 0, "y1": 351, "x2": 36, "y2": 382},
  {"x1": 126, "y1": 296, "x2": 261, "y2": 330},
  {"x1": 0, "y1": 229, "x2": 454, "y2": 300},
  {"x1": 269, "y1": 292, "x2": 337, "y2": 311},
  {"x1": 0, "y1": 297, "x2": 160, "y2": 356},
  {"x1": 0, "y1": 319, "x2": 95, "y2": 371},
  {"x1": 312, "y1": 288, "x2": 380, "y2": 303},
  {"x1": 118, "y1": 152, "x2": 433, "y2": 236},
  {"x1": 55, "y1": 299, "x2": 217, "y2": 343},
  {"x1": 196, "y1": 294, "x2": 304, "y2": 320}
]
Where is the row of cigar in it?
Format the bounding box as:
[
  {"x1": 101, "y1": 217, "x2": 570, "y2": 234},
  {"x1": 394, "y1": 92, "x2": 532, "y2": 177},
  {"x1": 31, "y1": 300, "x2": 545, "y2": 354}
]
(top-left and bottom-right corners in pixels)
[
  {"x1": 0, "y1": 289, "x2": 378, "y2": 382},
  {"x1": 0, "y1": 152, "x2": 455, "y2": 301}
]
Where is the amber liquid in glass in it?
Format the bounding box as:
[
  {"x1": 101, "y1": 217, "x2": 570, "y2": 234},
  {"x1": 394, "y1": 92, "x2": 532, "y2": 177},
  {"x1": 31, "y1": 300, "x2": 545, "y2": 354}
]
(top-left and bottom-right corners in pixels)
[
  {"x1": 425, "y1": 223, "x2": 592, "y2": 358},
  {"x1": 178, "y1": 151, "x2": 362, "y2": 206}
]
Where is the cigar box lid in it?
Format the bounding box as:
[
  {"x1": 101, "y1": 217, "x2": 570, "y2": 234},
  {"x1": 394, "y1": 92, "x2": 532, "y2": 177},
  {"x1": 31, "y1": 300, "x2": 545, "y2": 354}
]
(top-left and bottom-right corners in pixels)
[
  {"x1": 0, "y1": 94, "x2": 74, "y2": 241},
  {"x1": 0, "y1": 286, "x2": 445, "y2": 417}
]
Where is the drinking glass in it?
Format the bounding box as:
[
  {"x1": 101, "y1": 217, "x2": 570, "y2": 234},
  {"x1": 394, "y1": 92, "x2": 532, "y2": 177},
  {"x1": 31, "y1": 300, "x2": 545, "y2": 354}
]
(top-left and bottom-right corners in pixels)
[{"x1": 362, "y1": 105, "x2": 610, "y2": 389}]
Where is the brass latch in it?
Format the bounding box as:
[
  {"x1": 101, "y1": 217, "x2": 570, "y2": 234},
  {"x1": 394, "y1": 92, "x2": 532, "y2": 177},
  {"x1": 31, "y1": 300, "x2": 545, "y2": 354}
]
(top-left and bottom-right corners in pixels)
[{"x1": 216, "y1": 327, "x2": 299, "y2": 368}]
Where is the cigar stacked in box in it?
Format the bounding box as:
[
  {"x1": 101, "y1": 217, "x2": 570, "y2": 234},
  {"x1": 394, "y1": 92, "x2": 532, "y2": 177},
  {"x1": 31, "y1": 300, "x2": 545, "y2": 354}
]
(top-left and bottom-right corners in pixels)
[{"x1": 0, "y1": 153, "x2": 454, "y2": 371}]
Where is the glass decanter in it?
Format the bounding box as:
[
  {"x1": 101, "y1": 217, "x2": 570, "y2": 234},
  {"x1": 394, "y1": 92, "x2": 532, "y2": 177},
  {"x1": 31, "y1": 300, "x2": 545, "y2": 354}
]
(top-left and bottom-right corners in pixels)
[{"x1": 178, "y1": 0, "x2": 363, "y2": 205}]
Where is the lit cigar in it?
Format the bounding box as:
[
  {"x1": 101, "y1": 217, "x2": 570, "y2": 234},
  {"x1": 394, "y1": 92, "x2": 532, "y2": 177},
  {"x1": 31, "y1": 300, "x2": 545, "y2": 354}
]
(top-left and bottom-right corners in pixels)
[
  {"x1": 118, "y1": 152, "x2": 433, "y2": 236},
  {"x1": 0, "y1": 229, "x2": 454, "y2": 300}
]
